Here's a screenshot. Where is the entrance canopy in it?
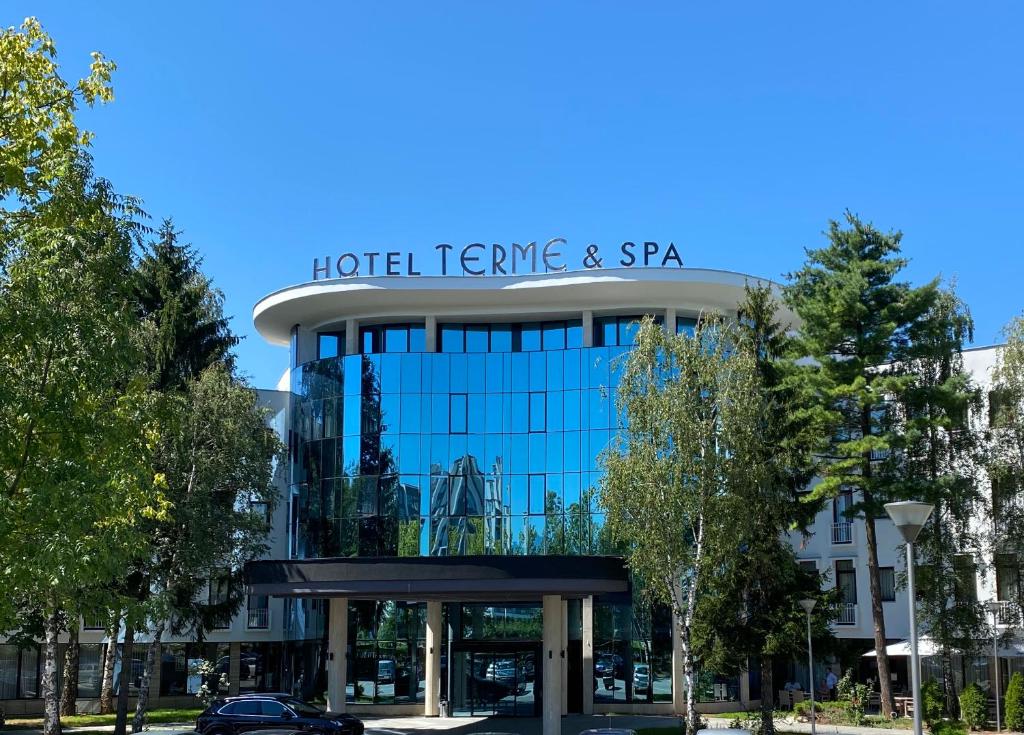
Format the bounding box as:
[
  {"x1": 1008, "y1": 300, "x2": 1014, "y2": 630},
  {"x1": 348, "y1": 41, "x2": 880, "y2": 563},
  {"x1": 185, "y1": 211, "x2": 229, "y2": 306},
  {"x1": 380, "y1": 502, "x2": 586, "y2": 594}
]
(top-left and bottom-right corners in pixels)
[{"x1": 245, "y1": 554, "x2": 630, "y2": 601}]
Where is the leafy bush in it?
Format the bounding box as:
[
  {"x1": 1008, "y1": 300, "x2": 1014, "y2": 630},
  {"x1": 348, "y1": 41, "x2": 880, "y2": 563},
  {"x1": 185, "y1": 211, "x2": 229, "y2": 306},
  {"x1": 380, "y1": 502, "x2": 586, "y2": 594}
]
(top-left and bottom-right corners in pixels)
[
  {"x1": 1006, "y1": 672, "x2": 1024, "y2": 732},
  {"x1": 931, "y1": 720, "x2": 968, "y2": 735},
  {"x1": 958, "y1": 683, "x2": 987, "y2": 730},
  {"x1": 921, "y1": 679, "x2": 945, "y2": 728}
]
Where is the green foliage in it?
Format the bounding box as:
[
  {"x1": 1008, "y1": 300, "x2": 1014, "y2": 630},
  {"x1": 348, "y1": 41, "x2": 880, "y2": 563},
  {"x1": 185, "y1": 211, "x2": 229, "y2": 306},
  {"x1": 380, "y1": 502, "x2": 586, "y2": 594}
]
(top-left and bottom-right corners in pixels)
[
  {"x1": 834, "y1": 669, "x2": 870, "y2": 725},
  {"x1": 784, "y1": 211, "x2": 939, "y2": 712},
  {"x1": 921, "y1": 679, "x2": 945, "y2": 728},
  {"x1": 0, "y1": 17, "x2": 116, "y2": 204},
  {"x1": 1005, "y1": 671, "x2": 1024, "y2": 732},
  {"x1": 990, "y1": 316, "x2": 1024, "y2": 556},
  {"x1": 931, "y1": 721, "x2": 969, "y2": 735},
  {"x1": 0, "y1": 158, "x2": 159, "y2": 631},
  {"x1": 600, "y1": 315, "x2": 766, "y2": 733},
  {"x1": 958, "y1": 683, "x2": 987, "y2": 730}
]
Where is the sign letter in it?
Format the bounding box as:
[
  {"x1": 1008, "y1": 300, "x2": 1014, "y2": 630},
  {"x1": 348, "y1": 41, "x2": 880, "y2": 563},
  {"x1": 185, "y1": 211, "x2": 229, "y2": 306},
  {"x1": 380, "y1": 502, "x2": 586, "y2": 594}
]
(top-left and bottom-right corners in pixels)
[
  {"x1": 435, "y1": 243, "x2": 453, "y2": 275},
  {"x1": 313, "y1": 257, "x2": 331, "y2": 281},
  {"x1": 511, "y1": 242, "x2": 537, "y2": 274},
  {"x1": 542, "y1": 238, "x2": 568, "y2": 272}
]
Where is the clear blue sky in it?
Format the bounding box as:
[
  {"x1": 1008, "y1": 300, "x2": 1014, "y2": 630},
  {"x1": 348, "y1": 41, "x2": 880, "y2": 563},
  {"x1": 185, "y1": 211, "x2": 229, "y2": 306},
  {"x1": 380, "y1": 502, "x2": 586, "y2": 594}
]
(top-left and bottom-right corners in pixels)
[{"x1": 10, "y1": 2, "x2": 1023, "y2": 388}]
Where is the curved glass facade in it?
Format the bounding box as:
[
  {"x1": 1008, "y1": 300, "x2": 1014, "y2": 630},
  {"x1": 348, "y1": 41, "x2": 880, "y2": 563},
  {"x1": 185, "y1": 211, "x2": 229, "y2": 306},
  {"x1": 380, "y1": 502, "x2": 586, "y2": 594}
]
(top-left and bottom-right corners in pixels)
[
  {"x1": 288, "y1": 320, "x2": 645, "y2": 562},
  {"x1": 283, "y1": 315, "x2": 712, "y2": 708}
]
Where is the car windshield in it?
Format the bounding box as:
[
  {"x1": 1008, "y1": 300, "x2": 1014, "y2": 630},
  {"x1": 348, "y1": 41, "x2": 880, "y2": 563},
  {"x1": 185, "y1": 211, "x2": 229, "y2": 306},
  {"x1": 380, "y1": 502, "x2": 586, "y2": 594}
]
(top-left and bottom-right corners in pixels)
[{"x1": 284, "y1": 699, "x2": 323, "y2": 715}]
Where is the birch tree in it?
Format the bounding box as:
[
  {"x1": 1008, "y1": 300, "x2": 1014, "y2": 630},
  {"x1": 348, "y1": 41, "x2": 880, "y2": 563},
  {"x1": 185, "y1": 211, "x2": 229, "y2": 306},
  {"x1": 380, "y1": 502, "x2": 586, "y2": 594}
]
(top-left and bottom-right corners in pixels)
[{"x1": 601, "y1": 316, "x2": 765, "y2": 731}]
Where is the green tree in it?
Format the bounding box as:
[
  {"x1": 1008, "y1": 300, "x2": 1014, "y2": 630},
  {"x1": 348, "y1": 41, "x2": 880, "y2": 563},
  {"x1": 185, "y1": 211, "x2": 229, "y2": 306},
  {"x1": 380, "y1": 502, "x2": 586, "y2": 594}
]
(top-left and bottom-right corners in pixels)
[
  {"x1": 0, "y1": 159, "x2": 161, "y2": 735},
  {"x1": 989, "y1": 315, "x2": 1024, "y2": 573},
  {"x1": 127, "y1": 229, "x2": 281, "y2": 731},
  {"x1": 601, "y1": 316, "x2": 766, "y2": 731},
  {"x1": 896, "y1": 285, "x2": 986, "y2": 715},
  {"x1": 692, "y1": 284, "x2": 833, "y2": 735},
  {"x1": 784, "y1": 212, "x2": 937, "y2": 717},
  {"x1": 0, "y1": 17, "x2": 115, "y2": 205}
]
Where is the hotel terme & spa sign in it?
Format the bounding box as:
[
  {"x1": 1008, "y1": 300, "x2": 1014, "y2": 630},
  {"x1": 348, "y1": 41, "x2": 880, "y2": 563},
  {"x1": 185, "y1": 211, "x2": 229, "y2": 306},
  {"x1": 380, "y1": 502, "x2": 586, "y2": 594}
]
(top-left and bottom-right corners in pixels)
[{"x1": 312, "y1": 239, "x2": 684, "y2": 280}]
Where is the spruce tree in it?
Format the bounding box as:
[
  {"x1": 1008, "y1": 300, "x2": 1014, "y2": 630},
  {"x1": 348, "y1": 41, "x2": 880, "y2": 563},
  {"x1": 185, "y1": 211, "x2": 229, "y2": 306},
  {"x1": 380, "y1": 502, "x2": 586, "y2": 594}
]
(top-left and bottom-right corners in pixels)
[{"x1": 785, "y1": 212, "x2": 937, "y2": 717}]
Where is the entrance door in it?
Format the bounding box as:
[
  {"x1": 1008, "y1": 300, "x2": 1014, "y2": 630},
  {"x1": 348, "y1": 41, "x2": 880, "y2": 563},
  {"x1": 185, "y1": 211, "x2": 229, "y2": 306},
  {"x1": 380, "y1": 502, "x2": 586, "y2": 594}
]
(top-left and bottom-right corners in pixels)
[{"x1": 450, "y1": 642, "x2": 541, "y2": 716}]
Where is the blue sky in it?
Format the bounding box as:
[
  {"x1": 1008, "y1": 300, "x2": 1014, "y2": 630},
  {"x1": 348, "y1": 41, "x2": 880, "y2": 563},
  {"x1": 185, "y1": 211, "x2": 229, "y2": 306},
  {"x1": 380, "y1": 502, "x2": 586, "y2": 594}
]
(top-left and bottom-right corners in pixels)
[{"x1": 10, "y1": 2, "x2": 1023, "y2": 388}]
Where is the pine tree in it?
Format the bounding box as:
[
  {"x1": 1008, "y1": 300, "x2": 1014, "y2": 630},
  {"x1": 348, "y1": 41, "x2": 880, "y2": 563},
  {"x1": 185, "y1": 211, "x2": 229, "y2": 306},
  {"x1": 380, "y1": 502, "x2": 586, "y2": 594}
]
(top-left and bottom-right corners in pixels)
[{"x1": 784, "y1": 211, "x2": 937, "y2": 717}]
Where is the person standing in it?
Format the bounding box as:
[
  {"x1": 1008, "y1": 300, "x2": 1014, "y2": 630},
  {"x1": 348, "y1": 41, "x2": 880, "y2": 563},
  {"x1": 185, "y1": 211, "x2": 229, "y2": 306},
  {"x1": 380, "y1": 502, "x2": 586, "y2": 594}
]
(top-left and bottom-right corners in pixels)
[{"x1": 826, "y1": 669, "x2": 839, "y2": 700}]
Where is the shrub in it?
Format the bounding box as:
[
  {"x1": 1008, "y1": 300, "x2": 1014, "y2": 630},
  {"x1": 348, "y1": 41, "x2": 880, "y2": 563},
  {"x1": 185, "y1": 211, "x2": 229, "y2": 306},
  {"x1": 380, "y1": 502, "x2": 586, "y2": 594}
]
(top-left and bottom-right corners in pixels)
[
  {"x1": 921, "y1": 679, "x2": 945, "y2": 728},
  {"x1": 1006, "y1": 672, "x2": 1024, "y2": 732},
  {"x1": 931, "y1": 721, "x2": 968, "y2": 735},
  {"x1": 959, "y1": 683, "x2": 987, "y2": 730}
]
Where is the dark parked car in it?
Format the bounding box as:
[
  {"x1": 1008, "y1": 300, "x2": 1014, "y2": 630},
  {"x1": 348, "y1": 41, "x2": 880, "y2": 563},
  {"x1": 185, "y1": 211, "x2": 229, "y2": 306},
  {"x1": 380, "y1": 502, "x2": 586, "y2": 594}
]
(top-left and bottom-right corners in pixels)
[{"x1": 195, "y1": 694, "x2": 363, "y2": 735}]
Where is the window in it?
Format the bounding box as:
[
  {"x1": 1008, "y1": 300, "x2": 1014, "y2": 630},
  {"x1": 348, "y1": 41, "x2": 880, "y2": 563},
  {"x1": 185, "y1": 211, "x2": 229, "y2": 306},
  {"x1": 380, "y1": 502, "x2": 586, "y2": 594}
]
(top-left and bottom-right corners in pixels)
[
  {"x1": 208, "y1": 575, "x2": 231, "y2": 629},
  {"x1": 247, "y1": 595, "x2": 270, "y2": 629},
  {"x1": 798, "y1": 560, "x2": 818, "y2": 575},
  {"x1": 449, "y1": 394, "x2": 467, "y2": 434},
  {"x1": 990, "y1": 389, "x2": 1012, "y2": 427},
  {"x1": 235, "y1": 700, "x2": 262, "y2": 715},
  {"x1": 836, "y1": 560, "x2": 857, "y2": 603},
  {"x1": 676, "y1": 317, "x2": 697, "y2": 337},
  {"x1": 879, "y1": 567, "x2": 896, "y2": 602},
  {"x1": 954, "y1": 555, "x2": 978, "y2": 605},
  {"x1": 317, "y1": 332, "x2": 344, "y2": 359},
  {"x1": 529, "y1": 392, "x2": 546, "y2": 433},
  {"x1": 996, "y1": 554, "x2": 1021, "y2": 602},
  {"x1": 259, "y1": 700, "x2": 288, "y2": 717}
]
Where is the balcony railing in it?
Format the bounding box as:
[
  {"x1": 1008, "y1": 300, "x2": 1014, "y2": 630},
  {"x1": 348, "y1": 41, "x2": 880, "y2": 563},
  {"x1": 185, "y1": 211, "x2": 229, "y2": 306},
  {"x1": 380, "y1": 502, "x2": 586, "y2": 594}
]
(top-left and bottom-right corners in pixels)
[
  {"x1": 247, "y1": 607, "x2": 270, "y2": 630},
  {"x1": 832, "y1": 522, "x2": 853, "y2": 544},
  {"x1": 991, "y1": 601, "x2": 1021, "y2": 627},
  {"x1": 836, "y1": 603, "x2": 857, "y2": 625}
]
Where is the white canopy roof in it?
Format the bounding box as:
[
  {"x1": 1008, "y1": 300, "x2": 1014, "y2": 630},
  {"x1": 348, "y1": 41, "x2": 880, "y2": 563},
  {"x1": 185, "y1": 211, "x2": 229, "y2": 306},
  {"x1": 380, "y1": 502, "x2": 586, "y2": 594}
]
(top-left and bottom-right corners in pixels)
[{"x1": 863, "y1": 638, "x2": 1024, "y2": 658}]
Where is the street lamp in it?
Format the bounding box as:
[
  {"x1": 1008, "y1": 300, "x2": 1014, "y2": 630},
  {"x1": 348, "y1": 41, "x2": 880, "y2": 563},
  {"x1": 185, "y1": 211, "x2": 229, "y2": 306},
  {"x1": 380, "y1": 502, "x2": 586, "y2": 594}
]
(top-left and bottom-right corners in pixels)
[
  {"x1": 799, "y1": 598, "x2": 817, "y2": 735},
  {"x1": 985, "y1": 600, "x2": 1003, "y2": 732},
  {"x1": 885, "y1": 501, "x2": 935, "y2": 735}
]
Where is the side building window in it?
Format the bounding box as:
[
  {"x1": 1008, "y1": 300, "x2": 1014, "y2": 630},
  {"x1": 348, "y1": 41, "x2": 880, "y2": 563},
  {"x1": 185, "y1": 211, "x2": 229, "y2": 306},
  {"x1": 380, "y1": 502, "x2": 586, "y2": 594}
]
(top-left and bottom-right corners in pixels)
[{"x1": 879, "y1": 566, "x2": 896, "y2": 602}]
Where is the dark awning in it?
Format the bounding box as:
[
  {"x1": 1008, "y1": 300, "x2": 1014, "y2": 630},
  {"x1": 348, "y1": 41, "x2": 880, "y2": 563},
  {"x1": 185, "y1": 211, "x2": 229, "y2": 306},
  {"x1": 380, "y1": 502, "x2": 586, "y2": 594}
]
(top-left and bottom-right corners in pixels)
[{"x1": 245, "y1": 555, "x2": 630, "y2": 601}]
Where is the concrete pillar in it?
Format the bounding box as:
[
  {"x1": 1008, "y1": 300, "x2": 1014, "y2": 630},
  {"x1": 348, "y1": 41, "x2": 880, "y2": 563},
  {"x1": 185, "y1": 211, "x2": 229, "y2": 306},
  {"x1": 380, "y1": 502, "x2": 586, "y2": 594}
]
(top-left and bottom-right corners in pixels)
[
  {"x1": 425, "y1": 601, "x2": 442, "y2": 716},
  {"x1": 582, "y1": 311, "x2": 594, "y2": 347},
  {"x1": 561, "y1": 600, "x2": 569, "y2": 715},
  {"x1": 327, "y1": 598, "x2": 348, "y2": 712},
  {"x1": 228, "y1": 642, "x2": 241, "y2": 696},
  {"x1": 345, "y1": 319, "x2": 358, "y2": 356},
  {"x1": 425, "y1": 316, "x2": 437, "y2": 352},
  {"x1": 150, "y1": 643, "x2": 163, "y2": 703},
  {"x1": 582, "y1": 595, "x2": 594, "y2": 715},
  {"x1": 664, "y1": 308, "x2": 677, "y2": 336},
  {"x1": 294, "y1": 325, "x2": 317, "y2": 365},
  {"x1": 672, "y1": 598, "x2": 686, "y2": 715},
  {"x1": 542, "y1": 595, "x2": 562, "y2": 735},
  {"x1": 739, "y1": 664, "x2": 750, "y2": 708}
]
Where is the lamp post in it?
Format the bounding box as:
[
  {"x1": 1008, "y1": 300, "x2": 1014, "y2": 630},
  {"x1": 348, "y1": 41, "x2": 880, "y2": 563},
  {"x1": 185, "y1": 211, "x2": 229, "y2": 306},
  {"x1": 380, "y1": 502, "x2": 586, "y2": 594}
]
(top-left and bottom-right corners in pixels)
[
  {"x1": 799, "y1": 598, "x2": 817, "y2": 735},
  {"x1": 985, "y1": 600, "x2": 1002, "y2": 732},
  {"x1": 885, "y1": 501, "x2": 935, "y2": 735}
]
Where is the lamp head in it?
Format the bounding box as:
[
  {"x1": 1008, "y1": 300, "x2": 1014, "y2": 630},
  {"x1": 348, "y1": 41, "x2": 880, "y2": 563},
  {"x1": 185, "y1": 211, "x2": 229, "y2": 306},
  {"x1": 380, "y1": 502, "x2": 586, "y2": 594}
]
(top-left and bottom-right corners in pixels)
[
  {"x1": 798, "y1": 598, "x2": 817, "y2": 615},
  {"x1": 884, "y1": 501, "x2": 935, "y2": 544},
  {"x1": 984, "y1": 600, "x2": 1002, "y2": 614}
]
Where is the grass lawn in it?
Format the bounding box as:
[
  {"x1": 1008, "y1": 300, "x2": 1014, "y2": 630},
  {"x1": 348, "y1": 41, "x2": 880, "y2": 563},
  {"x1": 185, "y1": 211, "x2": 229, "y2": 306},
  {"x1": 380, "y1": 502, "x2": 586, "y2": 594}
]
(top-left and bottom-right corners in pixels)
[{"x1": 3, "y1": 708, "x2": 203, "y2": 729}]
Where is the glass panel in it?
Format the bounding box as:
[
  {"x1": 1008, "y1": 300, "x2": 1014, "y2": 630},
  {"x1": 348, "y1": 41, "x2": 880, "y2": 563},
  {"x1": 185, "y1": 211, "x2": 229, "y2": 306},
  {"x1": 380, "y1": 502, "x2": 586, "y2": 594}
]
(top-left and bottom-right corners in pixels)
[
  {"x1": 529, "y1": 392, "x2": 546, "y2": 433},
  {"x1": 318, "y1": 333, "x2": 340, "y2": 359},
  {"x1": 465, "y1": 325, "x2": 489, "y2": 353},
  {"x1": 490, "y1": 324, "x2": 512, "y2": 352},
  {"x1": 567, "y1": 320, "x2": 583, "y2": 348},
  {"x1": 520, "y1": 324, "x2": 541, "y2": 352},
  {"x1": 441, "y1": 324, "x2": 464, "y2": 353},
  {"x1": 446, "y1": 397, "x2": 466, "y2": 438},
  {"x1": 409, "y1": 325, "x2": 426, "y2": 353},
  {"x1": 542, "y1": 322, "x2": 565, "y2": 351},
  {"x1": 385, "y1": 325, "x2": 409, "y2": 353},
  {"x1": 0, "y1": 645, "x2": 18, "y2": 698}
]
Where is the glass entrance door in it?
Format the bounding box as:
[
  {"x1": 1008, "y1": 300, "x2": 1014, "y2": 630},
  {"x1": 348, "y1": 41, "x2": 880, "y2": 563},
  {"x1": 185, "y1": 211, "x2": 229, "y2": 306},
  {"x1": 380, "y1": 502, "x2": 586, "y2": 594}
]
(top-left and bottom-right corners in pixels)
[{"x1": 450, "y1": 643, "x2": 540, "y2": 716}]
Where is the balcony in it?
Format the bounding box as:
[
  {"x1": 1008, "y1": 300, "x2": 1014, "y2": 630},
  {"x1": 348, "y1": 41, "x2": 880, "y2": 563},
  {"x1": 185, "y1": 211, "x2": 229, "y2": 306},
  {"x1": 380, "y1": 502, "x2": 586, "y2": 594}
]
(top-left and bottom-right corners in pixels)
[
  {"x1": 247, "y1": 607, "x2": 270, "y2": 630},
  {"x1": 832, "y1": 522, "x2": 853, "y2": 544},
  {"x1": 991, "y1": 601, "x2": 1022, "y2": 627},
  {"x1": 836, "y1": 603, "x2": 857, "y2": 625}
]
